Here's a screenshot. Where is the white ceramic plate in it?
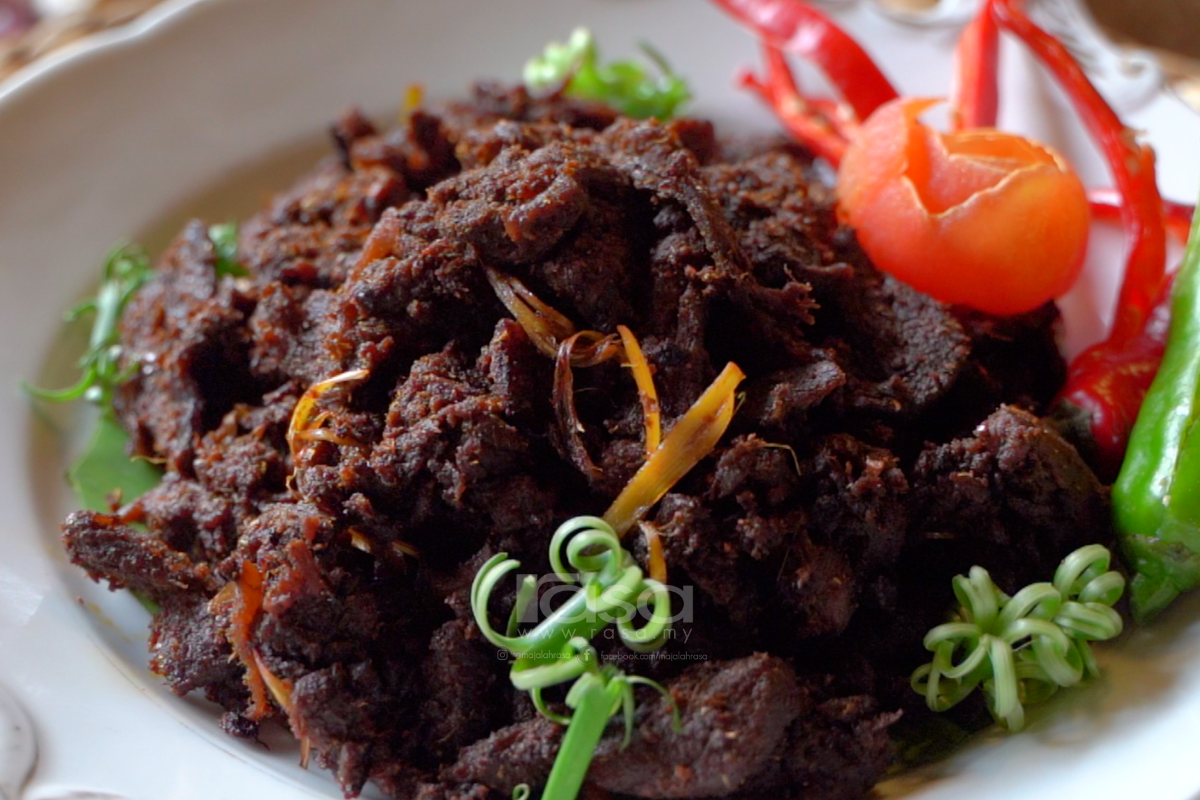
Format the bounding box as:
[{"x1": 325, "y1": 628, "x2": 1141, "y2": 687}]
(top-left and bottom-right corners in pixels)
[{"x1": 2, "y1": 1, "x2": 1199, "y2": 798}]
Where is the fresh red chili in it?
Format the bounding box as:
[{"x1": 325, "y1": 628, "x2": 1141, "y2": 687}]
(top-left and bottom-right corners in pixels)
[
  {"x1": 1088, "y1": 189, "x2": 1195, "y2": 248},
  {"x1": 721, "y1": 0, "x2": 1177, "y2": 478},
  {"x1": 738, "y1": 43, "x2": 855, "y2": 165},
  {"x1": 711, "y1": 0, "x2": 898, "y2": 121},
  {"x1": 987, "y1": 0, "x2": 1167, "y2": 344},
  {"x1": 1054, "y1": 195, "x2": 1193, "y2": 479},
  {"x1": 968, "y1": 0, "x2": 1169, "y2": 477},
  {"x1": 951, "y1": 4, "x2": 999, "y2": 130},
  {"x1": 1054, "y1": 273, "x2": 1175, "y2": 481}
]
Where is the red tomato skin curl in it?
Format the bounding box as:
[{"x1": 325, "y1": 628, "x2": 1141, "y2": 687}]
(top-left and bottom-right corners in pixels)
[{"x1": 837, "y1": 98, "x2": 1090, "y2": 316}]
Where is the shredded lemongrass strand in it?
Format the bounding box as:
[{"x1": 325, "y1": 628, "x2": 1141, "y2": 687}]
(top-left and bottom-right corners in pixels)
[
  {"x1": 487, "y1": 270, "x2": 673, "y2": 473},
  {"x1": 209, "y1": 561, "x2": 270, "y2": 720},
  {"x1": 554, "y1": 332, "x2": 625, "y2": 481},
  {"x1": 293, "y1": 421, "x2": 360, "y2": 447},
  {"x1": 349, "y1": 529, "x2": 373, "y2": 553},
  {"x1": 618, "y1": 324, "x2": 662, "y2": 455},
  {"x1": 487, "y1": 270, "x2": 743, "y2": 560},
  {"x1": 911, "y1": 544, "x2": 1125, "y2": 731},
  {"x1": 486, "y1": 267, "x2": 577, "y2": 357},
  {"x1": 604, "y1": 362, "x2": 745, "y2": 537},
  {"x1": 392, "y1": 540, "x2": 419, "y2": 558},
  {"x1": 252, "y1": 650, "x2": 312, "y2": 768},
  {"x1": 640, "y1": 522, "x2": 668, "y2": 584},
  {"x1": 253, "y1": 649, "x2": 294, "y2": 713},
  {"x1": 569, "y1": 330, "x2": 624, "y2": 367},
  {"x1": 347, "y1": 528, "x2": 418, "y2": 562},
  {"x1": 286, "y1": 369, "x2": 369, "y2": 462}
]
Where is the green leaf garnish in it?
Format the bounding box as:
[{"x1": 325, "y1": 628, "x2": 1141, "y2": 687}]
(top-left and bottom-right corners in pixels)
[
  {"x1": 474, "y1": 516, "x2": 680, "y2": 800},
  {"x1": 524, "y1": 28, "x2": 691, "y2": 120},
  {"x1": 911, "y1": 545, "x2": 1125, "y2": 732},
  {"x1": 208, "y1": 222, "x2": 249, "y2": 278},
  {"x1": 26, "y1": 240, "x2": 171, "y2": 608},
  {"x1": 68, "y1": 411, "x2": 163, "y2": 614},
  {"x1": 24, "y1": 243, "x2": 152, "y2": 408},
  {"x1": 68, "y1": 410, "x2": 161, "y2": 513}
]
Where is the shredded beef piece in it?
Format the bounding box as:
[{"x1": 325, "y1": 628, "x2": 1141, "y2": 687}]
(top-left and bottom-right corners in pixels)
[
  {"x1": 248, "y1": 284, "x2": 346, "y2": 384},
  {"x1": 328, "y1": 325, "x2": 561, "y2": 566},
  {"x1": 135, "y1": 475, "x2": 247, "y2": 563},
  {"x1": 653, "y1": 493, "x2": 760, "y2": 628},
  {"x1": 601, "y1": 119, "x2": 753, "y2": 281},
  {"x1": 290, "y1": 661, "x2": 422, "y2": 794},
  {"x1": 439, "y1": 82, "x2": 621, "y2": 140},
  {"x1": 332, "y1": 108, "x2": 379, "y2": 168},
  {"x1": 63, "y1": 510, "x2": 217, "y2": 600},
  {"x1": 827, "y1": 267, "x2": 970, "y2": 419},
  {"x1": 444, "y1": 655, "x2": 894, "y2": 800},
  {"x1": 194, "y1": 384, "x2": 295, "y2": 499},
  {"x1": 701, "y1": 152, "x2": 841, "y2": 291},
  {"x1": 933, "y1": 302, "x2": 1066, "y2": 437},
  {"x1": 446, "y1": 655, "x2": 818, "y2": 799},
  {"x1": 427, "y1": 142, "x2": 612, "y2": 266},
  {"x1": 240, "y1": 157, "x2": 409, "y2": 289},
  {"x1": 804, "y1": 434, "x2": 908, "y2": 575},
  {"x1": 419, "y1": 618, "x2": 504, "y2": 761},
  {"x1": 415, "y1": 783, "x2": 498, "y2": 800},
  {"x1": 909, "y1": 405, "x2": 1110, "y2": 588},
  {"x1": 211, "y1": 500, "x2": 439, "y2": 797},
  {"x1": 589, "y1": 654, "x2": 805, "y2": 798},
  {"x1": 64, "y1": 86, "x2": 1095, "y2": 800},
  {"x1": 731, "y1": 689, "x2": 899, "y2": 800},
  {"x1": 738, "y1": 356, "x2": 847, "y2": 435},
  {"x1": 149, "y1": 594, "x2": 242, "y2": 699},
  {"x1": 857, "y1": 405, "x2": 1115, "y2": 686},
  {"x1": 444, "y1": 714, "x2": 564, "y2": 793},
  {"x1": 114, "y1": 220, "x2": 255, "y2": 473}
]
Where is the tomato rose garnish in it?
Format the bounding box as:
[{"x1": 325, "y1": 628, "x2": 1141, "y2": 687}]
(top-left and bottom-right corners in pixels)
[{"x1": 837, "y1": 97, "x2": 1090, "y2": 316}]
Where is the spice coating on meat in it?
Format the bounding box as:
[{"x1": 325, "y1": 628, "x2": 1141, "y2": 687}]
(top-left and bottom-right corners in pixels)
[
  {"x1": 60, "y1": 85, "x2": 1108, "y2": 800},
  {"x1": 909, "y1": 405, "x2": 1111, "y2": 590}
]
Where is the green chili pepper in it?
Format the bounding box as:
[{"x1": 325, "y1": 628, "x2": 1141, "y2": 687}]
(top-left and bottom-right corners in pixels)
[{"x1": 1114, "y1": 188, "x2": 1200, "y2": 622}]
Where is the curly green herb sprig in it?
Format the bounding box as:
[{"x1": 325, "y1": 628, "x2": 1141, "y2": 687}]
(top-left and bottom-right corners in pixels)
[
  {"x1": 911, "y1": 545, "x2": 1125, "y2": 732},
  {"x1": 524, "y1": 28, "x2": 691, "y2": 120},
  {"x1": 24, "y1": 242, "x2": 153, "y2": 408},
  {"x1": 473, "y1": 516, "x2": 678, "y2": 800}
]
